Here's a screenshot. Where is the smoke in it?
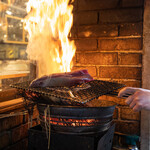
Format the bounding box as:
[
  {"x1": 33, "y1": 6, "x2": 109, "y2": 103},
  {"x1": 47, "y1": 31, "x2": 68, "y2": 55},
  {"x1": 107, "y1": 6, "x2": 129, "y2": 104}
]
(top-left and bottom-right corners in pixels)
[
  {"x1": 26, "y1": 25, "x2": 63, "y2": 77},
  {"x1": 24, "y1": 0, "x2": 76, "y2": 78}
]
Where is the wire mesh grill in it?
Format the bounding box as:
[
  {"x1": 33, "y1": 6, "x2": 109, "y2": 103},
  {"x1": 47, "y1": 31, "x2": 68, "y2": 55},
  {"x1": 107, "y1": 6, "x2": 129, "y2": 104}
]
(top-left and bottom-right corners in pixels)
[{"x1": 10, "y1": 80, "x2": 125, "y2": 104}]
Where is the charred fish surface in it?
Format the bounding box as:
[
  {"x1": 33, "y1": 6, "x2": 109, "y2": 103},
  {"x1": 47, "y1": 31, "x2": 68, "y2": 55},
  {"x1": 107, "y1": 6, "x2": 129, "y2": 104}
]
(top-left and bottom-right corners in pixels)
[{"x1": 29, "y1": 69, "x2": 93, "y2": 88}]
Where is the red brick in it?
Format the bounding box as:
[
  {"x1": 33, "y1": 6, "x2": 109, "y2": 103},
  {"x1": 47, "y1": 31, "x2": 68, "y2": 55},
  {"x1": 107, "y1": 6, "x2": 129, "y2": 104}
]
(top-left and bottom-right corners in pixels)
[
  {"x1": 72, "y1": 66, "x2": 97, "y2": 77},
  {"x1": 99, "y1": 8, "x2": 143, "y2": 23},
  {"x1": 0, "y1": 115, "x2": 23, "y2": 132},
  {"x1": 74, "y1": 12, "x2": 98, "y2": 25},
  {"x1": 120, "y1": 107, "x2": 140, "y2": 120},
  {"x1": 32, "y1": 107, "x2": 39, "y2": 120},
  {"x1": 69, "y1": 26, "x2": 78, "y2": 38},
  {"x1": 119, "y1": 80, "x2": 141, "y2": 87},
  {"x1": 75, "y1": 39, "x2": 97, "y2": 51},
  {"x1": 0, "y1": 89, "x2": 20, "y2": 102},
  {"x1": 98, "y1": 38, "x2": 142, "y2": 50},
  {"x1": 120, "y1": 22, "x2": 143, "y2": 36},
  {"x1": 99, "y1": 66, "x2": 142, "y2": 79},
  {"x1": 86, "y1": 98, "x2": 117, "y2": 107},
  {"x1": 99, "y1": 95, "x2": 127, "y2": 106},
  {"x1": 122, "y1": 0, "x2": 144, "y2": 7},
  {"x1": 78, "y1": 0, "x2": 119, "y2": 11},
  {"x1": 24, "y1": 113, "x2": 29, "y2": 123},
  {"x1": 78, "y1": 24, "x2": 118, "y2": 37},
  {"x1": 118, "y1": 53, "x2": 142, "y2": 65},
  {"x1": 11, "y1": 123, "x2": 28, "y2": 143},
  {"x1": 70, "y1": 0, "x2": 77, "y2": 12},
  {"x1": 76, "y1": 52, "x2": 118, "y2": 65},
  {"x1": 113, "y1": 108, "x2": 118, "y2": 119},
  {"x1": 24, "y1": 107, "x2": 39, "y2": 123},
  {"x1": 0, "y1": 132, "x2": 11, "y2": 149},
  {"x1": 115, "y1": 120, "x2": 140, "y2": 135}
]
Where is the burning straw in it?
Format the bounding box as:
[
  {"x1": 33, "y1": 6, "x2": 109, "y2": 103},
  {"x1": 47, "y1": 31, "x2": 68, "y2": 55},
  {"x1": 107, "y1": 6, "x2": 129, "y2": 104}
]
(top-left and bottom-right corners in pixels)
[{"x1": 24, "y1": 0, "x2": 76, "y2": 77}]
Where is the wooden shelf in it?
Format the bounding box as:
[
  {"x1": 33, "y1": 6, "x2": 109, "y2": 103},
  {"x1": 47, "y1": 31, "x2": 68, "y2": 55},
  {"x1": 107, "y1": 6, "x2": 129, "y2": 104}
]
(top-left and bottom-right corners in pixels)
[
  {"x1": 0, "y1": 71, "x2": 29, "y2": 79},
  {"x1": 0, "y1": 88, "x2": 20, "y2": 102},
  {"x1": 0, "y1": 98, "x2": 24, "y2": 113}
]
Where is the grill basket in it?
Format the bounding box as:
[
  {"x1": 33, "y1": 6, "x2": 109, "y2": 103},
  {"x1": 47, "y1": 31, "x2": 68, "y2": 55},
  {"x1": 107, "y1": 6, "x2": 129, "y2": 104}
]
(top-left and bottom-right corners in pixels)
[{"x1": 11, "y1": 80, "x2": 125, "y2": 105}]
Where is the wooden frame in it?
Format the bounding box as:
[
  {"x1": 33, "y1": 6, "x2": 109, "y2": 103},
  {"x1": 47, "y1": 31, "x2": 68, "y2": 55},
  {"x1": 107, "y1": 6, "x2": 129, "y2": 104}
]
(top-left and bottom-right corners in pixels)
[
  {"x1": 141, "y1": 0, "x2": 150, "y2": 149},
  {"x1": 0, "y1": 72, "x2": 29, "y2": 79},
  {"x1": 5, "y1": 15, "x2": 28, "y2": 44}
]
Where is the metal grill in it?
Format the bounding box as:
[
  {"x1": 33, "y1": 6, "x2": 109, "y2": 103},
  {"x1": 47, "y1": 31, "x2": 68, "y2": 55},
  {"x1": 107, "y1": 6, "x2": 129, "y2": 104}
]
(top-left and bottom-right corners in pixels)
[{"x1": 11, "y1": 80, "x2": 125, "y2": 105}]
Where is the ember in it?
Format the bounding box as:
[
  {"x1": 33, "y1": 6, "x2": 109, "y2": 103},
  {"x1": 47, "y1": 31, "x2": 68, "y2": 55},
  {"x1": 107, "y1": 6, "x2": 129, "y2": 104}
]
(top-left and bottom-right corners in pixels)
[
  {"x1": 34, "y1": 101, "x2": 117, "y2": 134},
  {"x1": 42, "y1": 117, "x2": 112, "y2": 127}
]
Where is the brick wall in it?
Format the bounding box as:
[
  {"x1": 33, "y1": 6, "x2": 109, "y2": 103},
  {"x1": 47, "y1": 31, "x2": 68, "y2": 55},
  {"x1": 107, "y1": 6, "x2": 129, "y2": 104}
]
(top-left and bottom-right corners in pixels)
[
  {"x1": 0, "y1": 107, "x2": 39, "y2": 150},
  {"x1": 71, "y1": 0, "x2": 144, "y2": 149},
  {"x1": 0, "y1": 62, "x2": 36, "y2": 150}
]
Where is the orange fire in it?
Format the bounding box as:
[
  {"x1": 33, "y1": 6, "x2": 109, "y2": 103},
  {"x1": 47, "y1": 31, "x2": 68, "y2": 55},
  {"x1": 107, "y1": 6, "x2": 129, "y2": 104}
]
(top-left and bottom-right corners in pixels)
[
  {"x1": 43, "y1": 116, "x2": 101, "y2": 127},
  {"x1": 24, "y1": 0, "x2": 76, "y2": 77}
]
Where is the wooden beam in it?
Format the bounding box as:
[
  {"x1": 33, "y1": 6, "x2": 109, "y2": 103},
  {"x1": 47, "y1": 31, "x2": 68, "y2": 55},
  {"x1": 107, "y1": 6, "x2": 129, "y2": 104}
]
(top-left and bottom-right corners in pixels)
[
  {"x1": 0, "y1": 88, "x2": 20, "y2": 102},
  {"x1": 0, "y1": 98, "x2": 24, "y2": 109},
  {"x1": 0, "y1": 72, "x2": 29, "y2": 79},
  {"x1": 0, "y1": 98, "x2": 25, "y2": 113}
]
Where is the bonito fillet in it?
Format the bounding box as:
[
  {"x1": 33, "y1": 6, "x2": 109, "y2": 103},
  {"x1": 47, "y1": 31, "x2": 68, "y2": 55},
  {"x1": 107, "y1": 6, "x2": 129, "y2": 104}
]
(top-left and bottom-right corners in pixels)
[{"x1": 29, "y1": 69, "x2": 93, "y2": 88}]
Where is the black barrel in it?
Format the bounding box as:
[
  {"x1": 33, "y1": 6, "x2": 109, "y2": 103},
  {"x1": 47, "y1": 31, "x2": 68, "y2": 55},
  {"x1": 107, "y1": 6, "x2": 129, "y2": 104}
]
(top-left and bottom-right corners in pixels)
[{"x1": 37, "y1": 100, "x2": 116, "y2": 134}]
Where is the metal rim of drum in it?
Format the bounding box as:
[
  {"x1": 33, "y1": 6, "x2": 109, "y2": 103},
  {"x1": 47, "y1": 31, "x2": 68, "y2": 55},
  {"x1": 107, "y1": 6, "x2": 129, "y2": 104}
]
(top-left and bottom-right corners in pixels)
[{"x1": 37, "y1": 100, "x2": 117, "y2": 119}]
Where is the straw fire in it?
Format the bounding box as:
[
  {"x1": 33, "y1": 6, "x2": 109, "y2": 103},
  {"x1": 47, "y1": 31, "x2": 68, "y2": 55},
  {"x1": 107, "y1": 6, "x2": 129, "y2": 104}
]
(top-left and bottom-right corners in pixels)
[{"x1": 24, "y1": 0, "x2": 76, "y2": 77}]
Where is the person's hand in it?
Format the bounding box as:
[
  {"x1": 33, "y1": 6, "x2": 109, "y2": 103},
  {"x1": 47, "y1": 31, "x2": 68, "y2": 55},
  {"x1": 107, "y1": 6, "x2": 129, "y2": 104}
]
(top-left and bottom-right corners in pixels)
[{"x1": 118, "y1": 87, "x2": 150, "y2": 112}]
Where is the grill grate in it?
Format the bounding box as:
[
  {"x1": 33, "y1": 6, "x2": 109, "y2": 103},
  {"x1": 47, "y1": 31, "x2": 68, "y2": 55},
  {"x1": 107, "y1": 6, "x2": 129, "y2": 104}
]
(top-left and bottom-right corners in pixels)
[{"x1": 11, "y1": 80, "x2": 125, "y2": 104}]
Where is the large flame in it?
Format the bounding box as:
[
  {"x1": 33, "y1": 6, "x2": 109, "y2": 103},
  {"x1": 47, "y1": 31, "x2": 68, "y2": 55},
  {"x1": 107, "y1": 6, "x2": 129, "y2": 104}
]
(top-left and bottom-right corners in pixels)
[{"x1": 24, "y1": 0, "x2": 76, "y2": 77}]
